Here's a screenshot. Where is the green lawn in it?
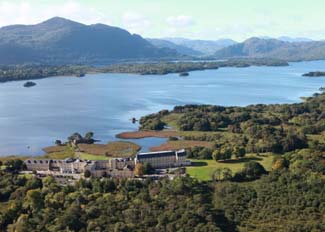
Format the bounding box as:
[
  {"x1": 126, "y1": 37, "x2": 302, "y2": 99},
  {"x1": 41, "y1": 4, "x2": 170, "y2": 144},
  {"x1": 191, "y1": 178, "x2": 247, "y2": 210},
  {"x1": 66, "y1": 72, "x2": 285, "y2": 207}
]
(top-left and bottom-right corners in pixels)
[
  {"x1": 187, "y1": 153, "x2": 274, "y2": 181},
  {"x1": 77, "y1": 152, "x2": 109, "y2": 160},
  {"x1": 39, "y1": 147, "x2": 75, "y2": 160},
  {"x1": 162, "y1": 113, "x2": 182, "y2": 129},
  {"x1": 18, "y1": 173, "x2": 33, "y2": 179}
]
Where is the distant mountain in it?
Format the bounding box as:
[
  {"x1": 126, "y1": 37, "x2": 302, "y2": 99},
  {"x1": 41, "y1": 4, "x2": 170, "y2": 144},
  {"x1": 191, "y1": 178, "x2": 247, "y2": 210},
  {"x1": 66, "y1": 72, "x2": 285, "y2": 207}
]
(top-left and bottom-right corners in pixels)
[
  {"x1": 213, "y1": 37, "x2": 325, "y2": 61},
  {"x1": 164, "y1": 38, "x2": 237, "y2": 55},
  {"x1": 147, "y1": 38, "x2": 202, "y2": 56},
  {"x1": 277, "y1": 36, "x2": 314, "y2": 43},
  {"x1": 253, "y1": 36, "x2": 314, "y2": 43},
  {"x1": 0, "y1": 17, "x2": 177, "y2": 65}
]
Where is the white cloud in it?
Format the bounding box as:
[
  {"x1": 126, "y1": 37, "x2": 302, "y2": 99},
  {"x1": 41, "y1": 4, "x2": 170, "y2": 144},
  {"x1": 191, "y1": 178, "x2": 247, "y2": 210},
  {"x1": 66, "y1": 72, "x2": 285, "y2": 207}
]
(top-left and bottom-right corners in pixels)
[
  {"x1": 0, "y1": 1, "x2": 112, "y2": 27},
  {"x1": 122, "y1": 12, "x2": 151, "y2": 34},
  {"x1": 166, "y1": 15, "x2": 195, "y2": 27}
]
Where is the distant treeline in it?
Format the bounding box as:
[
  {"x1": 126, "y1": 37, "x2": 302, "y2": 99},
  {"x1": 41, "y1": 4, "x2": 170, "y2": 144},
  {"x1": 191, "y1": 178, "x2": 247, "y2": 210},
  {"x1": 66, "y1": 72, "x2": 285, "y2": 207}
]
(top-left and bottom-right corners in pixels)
[
  {"x1": 0, "y1": 58, "x2": 288, "y2": 83},
  {"x1": 101, "y1": 58, "x2": 288, "y2": 75},
  {"x1": 0, "y1": 65, "x2": 90, "y2": 83}
]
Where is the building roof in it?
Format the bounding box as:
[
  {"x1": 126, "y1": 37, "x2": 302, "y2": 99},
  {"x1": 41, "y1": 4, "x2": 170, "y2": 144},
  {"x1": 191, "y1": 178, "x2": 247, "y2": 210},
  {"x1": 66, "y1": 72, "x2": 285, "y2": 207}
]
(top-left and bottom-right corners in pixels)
[{"x1": 136, "y1": 149, "x2": 186, "y2": 159}]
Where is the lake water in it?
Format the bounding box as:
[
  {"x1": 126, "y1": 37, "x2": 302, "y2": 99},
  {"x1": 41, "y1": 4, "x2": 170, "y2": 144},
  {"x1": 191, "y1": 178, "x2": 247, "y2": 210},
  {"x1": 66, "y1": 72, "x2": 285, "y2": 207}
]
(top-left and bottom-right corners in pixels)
[{"x1": 0, "y1": 60, "x2": 324, "y2": 156}]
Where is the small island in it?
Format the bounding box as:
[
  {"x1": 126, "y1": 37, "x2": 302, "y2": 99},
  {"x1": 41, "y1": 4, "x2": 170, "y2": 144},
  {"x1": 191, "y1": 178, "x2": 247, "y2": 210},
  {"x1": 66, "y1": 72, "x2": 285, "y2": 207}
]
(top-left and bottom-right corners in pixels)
[
  {"x1": 76, "y1": 73, "x2": 85, "y2": 77},
  {"x1": 179, "y1": 72, "x2": 189, "y2": 77},
  {"x1": 23, "y1": 81, "x2": 36, "y2": 87},
  {"x1": 302, "y1": 71, "x2": 325, "y2": 77}
]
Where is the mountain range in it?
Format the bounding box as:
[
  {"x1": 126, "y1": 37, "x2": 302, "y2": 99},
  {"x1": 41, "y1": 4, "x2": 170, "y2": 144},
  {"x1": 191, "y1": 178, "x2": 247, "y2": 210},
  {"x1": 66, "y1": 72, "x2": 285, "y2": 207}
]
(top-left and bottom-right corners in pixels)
[
  {"x1": 147, "y1": 38, "x2": 203, "y2": 56},
  {"x1": 0, "y1": 17, "x2": 325, "y2": 64},
  {"x1": 213, "y1": 37, "x2": 325, "y2": 61},
  {"x1": 0, "y1": 17, "x2": 177, "y2": 65},
  {"x1": 163, "y1": 38, "x2": 237, "y2": 55}
]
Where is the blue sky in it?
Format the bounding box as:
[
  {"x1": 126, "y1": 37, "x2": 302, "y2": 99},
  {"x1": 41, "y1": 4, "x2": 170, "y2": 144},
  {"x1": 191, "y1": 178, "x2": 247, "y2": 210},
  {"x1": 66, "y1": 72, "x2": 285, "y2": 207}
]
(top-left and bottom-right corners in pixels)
[{"x1": 1, "y1": 0, "x2": 325, "y2": 41}]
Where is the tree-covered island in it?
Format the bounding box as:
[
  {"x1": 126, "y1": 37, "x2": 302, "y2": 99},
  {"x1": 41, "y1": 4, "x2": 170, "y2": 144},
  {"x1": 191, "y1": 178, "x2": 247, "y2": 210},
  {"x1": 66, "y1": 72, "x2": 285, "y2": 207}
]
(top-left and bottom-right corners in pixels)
[
  {"x1": 0, "y1": 58, "x2": 288, "y2": 83},
  {"x1": 303, "y1": 71, "x2": 325, "y2": 77}
]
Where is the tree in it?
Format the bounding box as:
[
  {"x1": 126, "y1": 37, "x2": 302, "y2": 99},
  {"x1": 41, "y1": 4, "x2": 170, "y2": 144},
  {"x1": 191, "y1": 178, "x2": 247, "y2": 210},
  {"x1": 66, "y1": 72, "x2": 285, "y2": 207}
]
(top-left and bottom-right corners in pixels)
[
  {"x1": 134, "y1": 163, "x2": 145, "y2": 177},
  {"x1": 84, "y1": 170, "x2": 91, "y2": 178},
  {"x1": 25, "y1": 189, "x2": 44, "y2": 212},
  {"x1": 213, "y1": 147, "x2": 232, "y2": 161},
  {"x1": 233, "y1": 146, "x2": 246, "y2": 159},
  {"x1": 222, "y1": 168, "x2": 233, "y2": 181},
  {"x1": 84, "y1": 132, "x2": 94, "y2": 141},
  {"x1": 5, "y1": 159, "x2": 24, "y2": 173},
  {"x1": 272, "y1": 157, "x2": 288, "y2": 170},
  {"x1": 68, "y1": 132, "x2": 83, "y2": 144},
  {"x1": 55, "y1": 140, "x2": 62, "y2": 146},
  {"x1": 213, "y1": 150, "x2": 223, "y2": 161},
  {"x1": 212, "y1": 168, "x2": 232, "y2": 181},
  {"x1": 198, "y1": 148, "x2": 213, "y2": 159},
  {"x1": 57, "y1": 203, "x2": 85, "y2": 231},
  {"x1": 234, "y1": 161, "x2": 268, "y2": 181},
  {"x1": 143, "y1": 163, "x2": 155, "y2": 175}
]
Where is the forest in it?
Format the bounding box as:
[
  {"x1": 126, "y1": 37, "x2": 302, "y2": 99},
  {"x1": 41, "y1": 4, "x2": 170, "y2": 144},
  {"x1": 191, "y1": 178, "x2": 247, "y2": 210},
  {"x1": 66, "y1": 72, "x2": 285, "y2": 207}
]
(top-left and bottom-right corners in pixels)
[{"x1": 0, "y1": 148, "x2": 323, "y2": 231}]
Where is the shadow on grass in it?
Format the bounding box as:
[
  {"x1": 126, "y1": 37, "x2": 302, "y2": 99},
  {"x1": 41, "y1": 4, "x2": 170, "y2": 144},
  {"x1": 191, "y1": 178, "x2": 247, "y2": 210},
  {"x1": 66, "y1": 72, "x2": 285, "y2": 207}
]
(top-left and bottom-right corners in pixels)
[
  {"x1": 218, "y1": 157, "x2": 263, "y2": 164},
  {"x1": 190, "y1": 161, "x2": 209, "y2": 167}
]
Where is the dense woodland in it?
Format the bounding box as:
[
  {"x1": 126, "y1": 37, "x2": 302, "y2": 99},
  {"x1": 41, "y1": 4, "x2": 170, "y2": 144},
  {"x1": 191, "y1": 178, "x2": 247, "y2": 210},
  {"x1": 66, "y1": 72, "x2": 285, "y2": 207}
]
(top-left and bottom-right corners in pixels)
[
  {"x1": 141, "y1": 93, "x2": 325, "y2": 158},
  {"x1": 0, "y1": 58, "x2": 288, "y2": 83},
  {"x1": 0, "y1": 148, "x2": 324, "y2": 231}
]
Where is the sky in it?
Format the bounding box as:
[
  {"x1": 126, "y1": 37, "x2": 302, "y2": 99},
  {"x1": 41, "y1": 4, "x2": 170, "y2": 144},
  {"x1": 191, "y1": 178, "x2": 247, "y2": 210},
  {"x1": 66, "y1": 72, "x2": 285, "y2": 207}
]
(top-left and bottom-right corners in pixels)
[{"x1": 0, "y1": 0, "x2": 325, "y2": 41}]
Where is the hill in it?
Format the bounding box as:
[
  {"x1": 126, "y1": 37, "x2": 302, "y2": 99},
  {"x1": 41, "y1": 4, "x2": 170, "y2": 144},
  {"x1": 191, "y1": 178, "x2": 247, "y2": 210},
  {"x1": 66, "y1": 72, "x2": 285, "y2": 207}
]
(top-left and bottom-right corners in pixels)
[
  {"x1": 164, "y1": 37, "x2": 237, "y2": 55},
  {"x1": 0, "y1": 17, "x2": 177, "y2": 65},
  {"x1": 147, "y1": 38, "x2": 202, "y2": 56},
  {"x1": 213, "y1": 37, "x2": 325, "y2": 61}
]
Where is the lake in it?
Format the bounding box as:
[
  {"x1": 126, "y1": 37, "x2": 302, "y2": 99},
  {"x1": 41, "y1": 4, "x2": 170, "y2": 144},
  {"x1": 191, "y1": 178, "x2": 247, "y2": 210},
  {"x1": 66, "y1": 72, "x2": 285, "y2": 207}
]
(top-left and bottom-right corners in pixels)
[{"x1": 0, "y1": 60, "x2": 324, "y2": 156}]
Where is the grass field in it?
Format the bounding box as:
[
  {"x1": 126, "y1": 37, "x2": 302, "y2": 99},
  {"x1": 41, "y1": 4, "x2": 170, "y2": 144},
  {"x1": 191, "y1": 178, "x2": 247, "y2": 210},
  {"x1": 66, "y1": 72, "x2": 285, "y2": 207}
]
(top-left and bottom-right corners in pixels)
[
  {"x1": 39, "y1": 147, "x2": 75, "y2": 160},
  {"x1": 187, "y1": 153, "x2": 274, "y2": 181},
  {"x1": 77, "y1": 152, "x2": 109, "y2": 160},
  {"x1": 161, "y1": 113, "x2": 182, "y2": 129},
  {"x1": 0, "y1": 141, "x2": 140, "y2": 165},
  {"x1": 78, "y1": 141, "x2": 140, "y2": 157},
  {"x1": 42, "y1": 145, "x2": 68, "y2": 153}
]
